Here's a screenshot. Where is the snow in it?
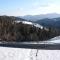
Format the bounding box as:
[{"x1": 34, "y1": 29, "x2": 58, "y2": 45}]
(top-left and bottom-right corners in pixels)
[
  {"x1": 18, "y1": 36, "x2": 60, "y2": 45},
  {"x1": 0, "y1": 47, "x2": 31, "y2": 60},
  {"x1": 15, "y1": 20, "x2": 43, "y2": 29},
  {"x1": 49, "y1": 36, "x2": 60, "y2": 43},
  {"x1": 0, "y1": 36, "x2": 60, "y2": 60},
  {"x1": 33, "y1": 23, "x2": 43, "y2": 29},
  {"x1": 21, "y1": 36, "x2": 60, "y2": 44},
  {"x1": 22, "y1": 21, "x2": 33, "y2": 25},
  {"x1": 0, "y1": 47, "x2": 60, "y2": 60}
]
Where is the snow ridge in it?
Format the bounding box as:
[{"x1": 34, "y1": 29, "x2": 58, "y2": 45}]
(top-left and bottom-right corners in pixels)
[{"x1": 15, "y1": 20, "x2": 43, "y2": 29}]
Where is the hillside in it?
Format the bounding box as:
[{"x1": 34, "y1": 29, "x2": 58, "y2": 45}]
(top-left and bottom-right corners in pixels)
[{"x1": 0, "y1": 16, "x2": 60, "y2": 42}]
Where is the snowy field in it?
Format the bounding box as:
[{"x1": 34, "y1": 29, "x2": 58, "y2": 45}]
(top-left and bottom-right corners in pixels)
[
  {"x1": 0, "y1": 47, "x2": 60, "y2": 60},
  {"x1": 0, "y1": 36, "x2": 60, "y2": 60}
]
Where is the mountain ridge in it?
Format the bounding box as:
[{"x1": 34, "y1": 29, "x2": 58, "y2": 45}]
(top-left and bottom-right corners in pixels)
[{"x1": 20, "y1": 13, "x2": 60, "y2": 21}]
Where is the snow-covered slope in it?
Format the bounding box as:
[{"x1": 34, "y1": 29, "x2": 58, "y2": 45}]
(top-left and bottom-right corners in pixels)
[
  {"x1": 15, "y1": 20, "x2": 44, "y2": 29},
  {"x1": 47, "y1": 36, "x2": 60, "y2": 44},
  {"x1": 36, "y1": 36, "x2": 60, "y2": 44},
  {"x1": 41, "y1": 36, "x2": 60, "y2": 44},
  {"x1": 19, "y1": 36, "x2": 60, "y2": 44}
]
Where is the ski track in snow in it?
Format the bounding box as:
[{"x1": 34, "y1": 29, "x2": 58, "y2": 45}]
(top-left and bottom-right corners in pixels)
[{"x1": 0, "y1": 47, "x2": 60, "y2": 60}]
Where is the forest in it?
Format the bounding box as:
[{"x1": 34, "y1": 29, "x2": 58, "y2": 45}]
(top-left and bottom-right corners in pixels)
[{"x1": 0, "y1": 16, "x2": 60, "y2": 42}]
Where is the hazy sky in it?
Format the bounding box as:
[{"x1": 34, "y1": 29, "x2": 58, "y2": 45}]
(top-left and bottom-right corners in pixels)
[{"x1": 0, "y1": 0, "x2": 60, "y2": 16}]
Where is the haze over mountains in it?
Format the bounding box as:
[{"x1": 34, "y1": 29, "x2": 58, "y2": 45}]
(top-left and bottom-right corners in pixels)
[
  {"x1": 20, "y1": 13, "x2": 60, "y2": 21},
  {"x1": 19, "y1": 13, "x2": 60, "y2": 29}
]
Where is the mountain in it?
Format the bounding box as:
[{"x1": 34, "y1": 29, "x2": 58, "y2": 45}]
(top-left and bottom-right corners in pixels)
[
  {"x1": 15, "y1": 20, "x2": 44, "y2": 29},
  {"x1": 35, "y1": 17, "x2": 60, "y2": 29},
  {"x1": 0, "y1": 16, "x2": 59, "y2": 42},
  {"x1": 17, "y1": 13, "x2": 60, "y2": 29},
  {"x1": 15, "y1": 17, "x2": 27, "y2": 21},
  {"x1": 20, "y1": 13, "x2": 60, "y2": 21}
]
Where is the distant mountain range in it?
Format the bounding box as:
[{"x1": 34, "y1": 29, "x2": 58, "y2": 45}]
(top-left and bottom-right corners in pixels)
[
  {"x1": 18, "y1": 13, "x2": 60, "y2": 29},
  {"x1": 34, "y1": 18, "x2": 60, "y2": 29},
  {"x1": 20, "y1": 13, "x2": 60, "y2": 21}
]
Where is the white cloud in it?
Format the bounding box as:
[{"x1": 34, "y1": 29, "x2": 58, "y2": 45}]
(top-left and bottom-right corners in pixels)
[
  {"x1": 40, "y1": 4, "x2": 60, "y2": 14},
  {"x1": 10, "y1": 4, "x2": 60, "y2": 16},
  {"x1": 25, "y1": 4, "x2": 60, "y2": 15}
]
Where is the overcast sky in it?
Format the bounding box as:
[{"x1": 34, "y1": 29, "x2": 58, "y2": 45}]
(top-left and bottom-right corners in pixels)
[{"x1": 0, "y1": 0, "x2": 60, "y2": 16}]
